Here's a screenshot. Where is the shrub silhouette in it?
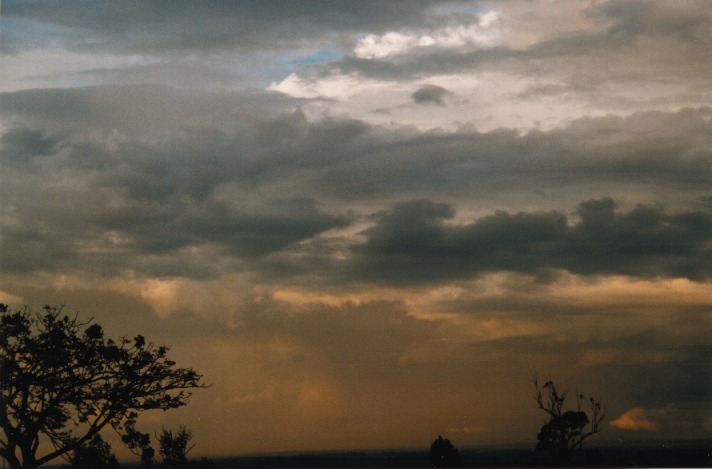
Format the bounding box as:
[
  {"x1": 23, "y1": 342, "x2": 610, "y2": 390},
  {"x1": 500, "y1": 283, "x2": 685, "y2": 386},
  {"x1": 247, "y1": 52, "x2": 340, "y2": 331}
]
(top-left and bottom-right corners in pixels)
[
  {"x1": 0, "y1": 304, "x2": 206, "y2": 469},
  {"x1": 533, "y1": 375, "x2": 606, "y2": 465},
  {"x1": 429, "y1": 435, "x2": 460, "y2": 467},
  {"x1": 65, "y1": 434, "x2": 118, "y2": 469},
  {"x1": 159, "y1": 426, "x2": 194, "y2": 468}
]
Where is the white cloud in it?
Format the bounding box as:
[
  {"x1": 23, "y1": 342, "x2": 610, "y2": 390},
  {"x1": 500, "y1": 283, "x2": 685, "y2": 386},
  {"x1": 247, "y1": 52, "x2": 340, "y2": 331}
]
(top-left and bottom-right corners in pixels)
[
  {"x1": 353, "y1": 11, "x2": 501, "y2": 59},
  {"x1": 269, "y1": 68, "x2": 600, "y2": 132},
  {"x1": 269, "y1": 72, "x2": 370, "y2": 100}
]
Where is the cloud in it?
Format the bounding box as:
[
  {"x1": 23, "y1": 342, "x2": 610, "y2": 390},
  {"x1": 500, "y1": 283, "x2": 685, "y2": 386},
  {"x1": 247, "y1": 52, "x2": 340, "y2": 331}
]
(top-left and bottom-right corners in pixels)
[
  {"x1": 2, "y1": 85, "x2": 711, "y2": 282},
  {"x1": 0, "y1": 84, "x2": 295, "y2": 135},
  {"x1": 610, "y1": 404, "x2": 677, "y2": 431},
  {"x1": 353, "y1": 10, "x2": 501, "y2": 59},
  {"x1": 348, "y1": 198, "x2": 712, "y2": 283},
  {"x1": 610, "y1": 408, "x2": 660, "y2": 431},
  {"x1": 265, "y1": 1, "x2": 712, "y2": 131},
  {"x1": 596, "y1": 0, "x2": 712, "y2": 41},
  {"x1": 412, "y1": 85, "x2": 451, "y2": 105},
  {"x1": 1, "y1": 0, "x2": 475, "y2": 54},
  {"x1": 0, "y1": 193, "x2": 348, "y2": 277},
  {"x1": 0, "y1": 128, "x2": 62, "y2": 163}
]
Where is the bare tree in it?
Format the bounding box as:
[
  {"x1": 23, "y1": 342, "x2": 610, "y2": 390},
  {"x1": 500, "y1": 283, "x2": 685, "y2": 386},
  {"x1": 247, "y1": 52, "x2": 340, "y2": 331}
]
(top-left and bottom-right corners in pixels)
[
  {"x1": 533, "y1": 375, "x2": 605, "y2": 464},
  {"x1": 0, "y1": 305, "x2": 206, "y2": 469}
]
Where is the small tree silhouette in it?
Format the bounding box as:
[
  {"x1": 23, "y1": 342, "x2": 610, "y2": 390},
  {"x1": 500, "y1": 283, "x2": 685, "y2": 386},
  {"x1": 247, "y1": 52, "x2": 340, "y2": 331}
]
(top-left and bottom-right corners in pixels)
[
  {"x1": 65, "y1": 434, "x2": 118, "y2": 469},
  {"x1": 533, "y1": 375, "x2": 606, "y2": 465},
  {"x1": 158, "y1": 426, "x2": 194, "y2": 468},
  {"x1": 0, "y1": 304, "x2": 206, "y2": 469},
  {"x1": 121, "y1": 416, "x2": 155, "y2": 467},
  {"x1": 429, "y1": 435, "x2": 460, "y2": 467}
]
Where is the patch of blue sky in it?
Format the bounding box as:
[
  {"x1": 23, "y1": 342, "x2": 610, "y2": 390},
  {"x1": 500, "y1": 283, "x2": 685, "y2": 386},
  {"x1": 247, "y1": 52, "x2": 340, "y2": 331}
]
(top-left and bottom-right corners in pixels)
[
  {"x1": 280, "y1": 49, "x2": 342, "y2": 68},
  {"x1": 266, "y1": 48, "x2": 342, "y2": 83}
]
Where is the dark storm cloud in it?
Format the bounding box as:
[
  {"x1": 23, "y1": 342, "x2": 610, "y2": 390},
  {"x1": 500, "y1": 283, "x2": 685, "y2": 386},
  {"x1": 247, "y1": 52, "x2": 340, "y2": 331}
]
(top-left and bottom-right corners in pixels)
[
  {"x1": 312, "y1": 107, "x2": 712, "y2": 201},
  {"x1": 2, "y1": 0, "x2": 472, "y2": 54},
  {"x1": 469, "y1": 333, "x2": 712, "y2": 412},
  {"x1": 348, "y1": 198, "x2": 712, "y2": 283},
  {"x1": 0, "y1": 85, "x2": 296, "y2": 136},
  {"x1": 598, "y1": 358, "x2": 712, "y2": 410},
  {"x1": 99, "y1": 196, "x2": 347, "y2": 254},
  {"x1": 3, "y1": 88, "x2": 712, "y2": 202},
  {"x1": 0, "y1": 188, "x2": 348, "y2": 277},
  {"x1": 0, "y1": 113, "x2": 350, "y2": 277},
  {"x1": 180, "y1": 199, "x2": 349, "y2": 258},
  {"x1": 2, "y1": 85, "x2": 711, "y2": 281},
  {"x1": 412, "y1": 85, "x2": 451, "y2": 105},
  {"x1": 0, "y1": 128, "x2": 62, "y2": 164}
]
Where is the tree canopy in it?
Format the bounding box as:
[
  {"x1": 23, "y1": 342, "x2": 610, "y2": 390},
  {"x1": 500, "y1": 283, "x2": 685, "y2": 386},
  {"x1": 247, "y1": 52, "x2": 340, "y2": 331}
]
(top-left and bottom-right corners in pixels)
[
  {"x1": 65, "y1": 434, "x2": 118, "y2": 469},
  {"x1": 0, "y1": 304, "x2": 206, "y2": 469},
  {"x1": 159, "y1": 426, "x2": 194, "y2": 468},
  {"x1": 533, "y1": 376, "x2": 606, "y2": 464},
  {"x1": 429, "y1": 435, "x2": 460, "y2": 467}
]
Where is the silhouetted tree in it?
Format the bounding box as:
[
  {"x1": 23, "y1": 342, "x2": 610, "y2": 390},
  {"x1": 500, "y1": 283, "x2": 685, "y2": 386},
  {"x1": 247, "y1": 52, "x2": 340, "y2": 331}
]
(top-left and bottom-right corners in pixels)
[
  {"x1": 65, "y1": 434, "x2": 118, "y2": 469},
  {"x1": 121, "y1": 415, "x2": 154, "y2": 467},
  {"x1": 0, "y1": 305, "x2": 206, "y2": 469},
  {"x1": 158, "y1": 426, "x2": 193, "y2": 468},
  {"x1": 429, "y1": 435, "x2": 460, "y2": 467},
  {"x1": 533, "y1": 375, "x2": 605, "y2": 465}
]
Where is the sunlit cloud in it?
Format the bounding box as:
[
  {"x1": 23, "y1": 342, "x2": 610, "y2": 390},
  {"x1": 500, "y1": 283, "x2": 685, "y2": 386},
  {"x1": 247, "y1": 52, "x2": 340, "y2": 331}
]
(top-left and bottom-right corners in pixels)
[
  {"x1": 610, "y1": 404, "x2": 677, "y2": 432},
  {"x1": 610, "y1": 408, "x2": 660, "y2": 431}
]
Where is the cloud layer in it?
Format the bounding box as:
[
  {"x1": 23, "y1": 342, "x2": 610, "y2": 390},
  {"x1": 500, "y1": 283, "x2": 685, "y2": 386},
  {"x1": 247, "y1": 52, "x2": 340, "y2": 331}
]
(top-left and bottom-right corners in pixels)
[{"x1": 2, "y1": 87, "x2": 711, "y2": 283}]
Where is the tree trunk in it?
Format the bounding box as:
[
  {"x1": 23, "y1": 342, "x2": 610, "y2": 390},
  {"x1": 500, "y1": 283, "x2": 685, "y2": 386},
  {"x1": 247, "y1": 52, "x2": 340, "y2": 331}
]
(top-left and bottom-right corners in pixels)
[
  {"x1": 19, "y1": 443, "x2": 38, "y2": 469},
  {"x1": 4, "y1": 459, "x2": 22, "y2": 469},
  {"x1": 1, "y1": 450, "x2": 23, "y2": 469}
]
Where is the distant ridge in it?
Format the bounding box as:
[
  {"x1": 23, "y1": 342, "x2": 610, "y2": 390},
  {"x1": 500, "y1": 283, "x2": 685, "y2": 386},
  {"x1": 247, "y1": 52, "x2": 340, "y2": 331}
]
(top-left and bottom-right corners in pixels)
[
  {"x1": 46, "y1": 439, "x2": 709, "y2": 468},
  {"x1": 153, "y1": 439, "x2": 712, "y2": 468}
]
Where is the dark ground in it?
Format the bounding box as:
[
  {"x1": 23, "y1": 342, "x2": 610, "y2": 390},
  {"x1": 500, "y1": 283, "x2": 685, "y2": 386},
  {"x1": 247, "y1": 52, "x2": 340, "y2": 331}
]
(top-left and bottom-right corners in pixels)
[
  {"x1": 44, "y1": 439, "x2": 711, "y2": 468},
  {"x1": 198, "y1": 439, "x2": 712, "y2": 468}
]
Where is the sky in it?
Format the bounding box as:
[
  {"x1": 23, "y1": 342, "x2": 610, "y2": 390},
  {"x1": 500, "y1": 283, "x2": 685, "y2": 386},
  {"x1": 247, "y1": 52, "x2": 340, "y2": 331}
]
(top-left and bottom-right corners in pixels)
[{"x1": 1, "y1": 0, "x2": 711, "y2": 461}]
